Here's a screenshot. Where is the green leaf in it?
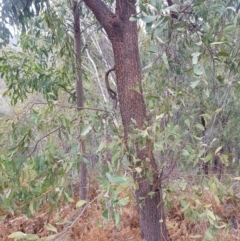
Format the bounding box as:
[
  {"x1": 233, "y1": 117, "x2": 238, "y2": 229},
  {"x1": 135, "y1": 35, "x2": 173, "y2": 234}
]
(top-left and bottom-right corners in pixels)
[
  {"x1": 8, "y1": 232, "x2": 27, "y2": 239},
  {"x1": 106, "y1": 173, "x2": 131, "y2": 184},
  {"x1": 45, "y1": 223, "x2": 58, "y2": 233},
  {"x1": 182, "y1": 202, "x2": 190, "y2": 212},
  {"x1": 76, "y1": 200, "x2": 87, "y2": 208},
  {"x1": 114, "y1": 211, "x2": 120, "y2": 227},
  {"x1": 81, "y1": 125, "x2": 92, "y2": 136},
  {"x1": 102, "y1": 209, "x2": 109, "y2": 219},
  {"x1": 195, "y1": 123, "x2": 205, "y2": 131},
  {"x1": 165, "y1": 4, "x2": 179, "y2": 12},
  {"x1": 26, "y1": 234, "x2": 39, "y2": 240},
  {"x1": 191, "y1": 52, "x2": 201, "y2": 65},
  {"x1": 190, "y1": 80, "x2": 200, "y2": 89},
  {"x1": 162, "y1": 52, "x2": 169, "y2": 70},
  {"x1": 215, "y1": 146, "x2": 222, "y2": 154},
  {"x1": 141, "y1": 15, "x2": 156, "y2": 23},
  {"x1": 182, "y1": 149, "x2": 190, "y2": 157},
  {"x1": 217, "y1": 51, "x2": 230, "y2": 57},
  {"x1": 193, "y1": 64, "x2": 204, "y2": 75},
  {"x1": 64, "y1": 192, "x2": 74, "y2": 203},
  {"x1": 117, "y1": 197, "x2": 129, "y2": 206},
  {"x1": 224, "y1": 25, "x2": 236, "y2": 34},
  {"x1": 29, "y1": 201, "x2": 34, "y2": 215},
  {"x1": 217, "y1": 75, "x2": 224, "y2": 83},
  {"x1": 206, "y1": 209, "x2": 216, "y2": 220},
  {"x1": 214, "y1": 108, "x2": 222, "y2": 114},
  {"x1": 204, "y1": 153, "x2": 212, "y2": 163},
  {"x1": 96, "y1": 142, "x2": 106, "y2": 153},
  {"x1": 155, "y1": 36, "x2": 164, "y2": 44},
  {"x1": 210, "y1": 42, "x2": 225, "y2": 45}
]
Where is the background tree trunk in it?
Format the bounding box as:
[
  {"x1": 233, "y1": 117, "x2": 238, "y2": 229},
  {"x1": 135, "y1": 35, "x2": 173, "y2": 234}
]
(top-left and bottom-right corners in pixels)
[
  {"x1": 82, "y1": 0, "x2": 168, "y2": 240},
  {"x1": 73, "y1": 0, "x2": 87, "y2": 201}
]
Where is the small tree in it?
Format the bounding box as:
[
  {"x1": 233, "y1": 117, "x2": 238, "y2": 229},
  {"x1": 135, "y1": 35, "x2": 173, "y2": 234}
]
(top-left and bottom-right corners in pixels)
[{"x1": 82, "y1": 1, "x2": 168, "y2": 240}]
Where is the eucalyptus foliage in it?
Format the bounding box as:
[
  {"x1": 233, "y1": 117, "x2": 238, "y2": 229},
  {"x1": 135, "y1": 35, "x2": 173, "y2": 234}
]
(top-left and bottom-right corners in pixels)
[{"x1": 0, "y1": 0, "x2": 240, "y2": 238}]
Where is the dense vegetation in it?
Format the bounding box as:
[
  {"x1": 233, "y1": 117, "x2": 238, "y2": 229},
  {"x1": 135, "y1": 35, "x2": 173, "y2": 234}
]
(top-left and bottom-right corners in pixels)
[{"x1": 0, "y1": 0, "x2": 240, "y2": 240}]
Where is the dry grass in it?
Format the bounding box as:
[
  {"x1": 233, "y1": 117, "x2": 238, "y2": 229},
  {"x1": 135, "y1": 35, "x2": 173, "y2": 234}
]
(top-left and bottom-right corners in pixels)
[{"x1": 1, "y1": 179, "x2": 240, "y2": 241}]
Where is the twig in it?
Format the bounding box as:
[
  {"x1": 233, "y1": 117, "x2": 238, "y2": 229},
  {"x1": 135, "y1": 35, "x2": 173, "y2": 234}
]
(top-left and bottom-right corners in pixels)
[
  {"x1": 21, "y1": 102, "x2": 111, "y2": 113},
  {"x1": 51, "y1": 196, "x2": 98, "y2": 241},
  {"x1": 105, "y1": 66, "x2": 118, "y2": 109},
  {"x1": 27, "y1": 126, "x2": 62, "y2": 157}
]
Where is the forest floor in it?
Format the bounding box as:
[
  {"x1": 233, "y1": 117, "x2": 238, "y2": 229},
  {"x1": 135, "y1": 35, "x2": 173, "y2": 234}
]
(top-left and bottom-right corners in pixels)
[{"x1": 1, "y1": 177, "x2": 240, "y2": 241}]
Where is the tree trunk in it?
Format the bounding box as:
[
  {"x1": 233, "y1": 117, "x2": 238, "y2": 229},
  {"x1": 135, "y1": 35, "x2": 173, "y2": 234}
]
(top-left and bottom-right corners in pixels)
[
  {"x1": 82, "y1": 0, "x2": 168, "y2": 240},
  {"x1": 73, "y1": 0, "x2": 87, "y2": 201}
]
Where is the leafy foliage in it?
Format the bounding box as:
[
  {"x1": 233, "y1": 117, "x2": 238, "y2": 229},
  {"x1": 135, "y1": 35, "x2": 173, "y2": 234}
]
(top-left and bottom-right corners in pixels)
[{"x1": 0, "y1": 0, "x2": 240, "y2": 239}]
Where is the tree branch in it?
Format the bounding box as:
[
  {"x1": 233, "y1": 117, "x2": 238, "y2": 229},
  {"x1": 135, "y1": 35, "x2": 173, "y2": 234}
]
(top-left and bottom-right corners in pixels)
[
  {"x1": 166, "y1": 0, "x2": 178, "y2": 19},
  {"x1": 82, "y1": 0, "x2": 114, "y2": 34}
]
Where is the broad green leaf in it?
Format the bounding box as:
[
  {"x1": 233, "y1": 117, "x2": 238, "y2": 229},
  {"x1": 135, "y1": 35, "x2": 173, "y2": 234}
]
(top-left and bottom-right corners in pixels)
[
  {"x1": 139, "y1": 1, "x2": 147, "y2": 12},
  {"x1": 8, "y1": 232, "x2": 26, "y2": 239},
  {"x1": 224, "y1": 25, "x2": 236, "y2": 34},
  {"x1": 182, "y1": 149, "x2": 190, "y2": 157},
  {"x1": 193, "y1": 64, "x2": 204, "y2": 75},
  {"x1": 191, "y1": 52, "x2": 201, "y2": 65},
  {"x1": 141, "y1": 15, "x2": 156, "y2": 23},
  {"x1": 220, "y1": 154, "x2": 229, "y2": 166},
  {"x1": 195, "y1": 123, "x2": 204, "y2": 131},
  {"x1": 76, "y1": 200, "x2": 87, "y2": 208},
  {"x1": 204, "y1": 153, "x2": 212, "y2": 163},
  {"x1": 81, "y1": 125, "x2": 92, "y2": 136},
  {"x1": 102, "y1": 209, "x2": 109, "y2": 219},
  {"x1": 182, "y1": 202, "x2": 190, "y2": 212},
  {"x1": 117, "y1": 197, "x2": 129, "y2": 206},
  {"x1": 206, "y1": 209, "x2": 216, "y2": 220},
  {"x1": 190, "y1": 80, "x2": 200, "y2": 88},
  {"x1": 107, "y1": 174, "x2": 131, "y2": 184},
  {"x1": 45, "y1": 223, "x2": 58, "y2": 233},
  {"x1": 151, "y1": 0, "x2": 157, "y2": 7}
]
